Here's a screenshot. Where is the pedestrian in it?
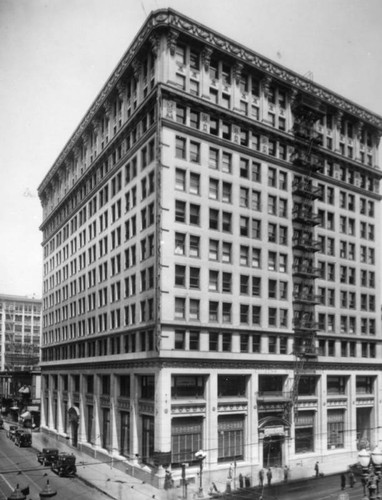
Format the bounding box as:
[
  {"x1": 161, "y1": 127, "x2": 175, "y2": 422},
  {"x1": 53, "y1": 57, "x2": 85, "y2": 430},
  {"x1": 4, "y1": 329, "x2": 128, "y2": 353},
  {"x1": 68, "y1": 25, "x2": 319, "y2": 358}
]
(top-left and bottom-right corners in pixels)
[
  {"x1": 239, "y1": 473, "x2": 243, "y2": 488},
  {"x1": 259, "y1": 468, "x2": 264, "y2": 487},
  {"x1": 314, "y1": 461, "x2": 319, "y2": 478},
  {"x1": 267, "y1": 468, "x2": 272, "y2": 486},
  {"x1": 284, "y1": 465, "x2": 289, "y2": 483},
  {"x1": 341, "y1": 473, "x2": 346, "y2": 490},
  {"x1": 349, "y1": 471, "x2": 355, "y2": 488},
  {"x1": 164, "y1": 470, "x2": 174, "y2": 490}
]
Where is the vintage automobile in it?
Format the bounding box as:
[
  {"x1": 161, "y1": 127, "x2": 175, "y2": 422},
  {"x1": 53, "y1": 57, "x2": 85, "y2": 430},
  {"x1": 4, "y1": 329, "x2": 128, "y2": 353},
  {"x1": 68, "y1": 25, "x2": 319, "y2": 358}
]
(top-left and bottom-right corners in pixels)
[
  {"x1": 7, "y1": 425, "x2": 18, "y2": 441},
  {"x1": 14, "y1": 430, "x2": 32, "y2": 447},
  {"x1": 37, "y1": 448, "x2": 59, "y2": 466},
  {"x1": 51, "y1": 453, "x2": 77, "y2": 477}
]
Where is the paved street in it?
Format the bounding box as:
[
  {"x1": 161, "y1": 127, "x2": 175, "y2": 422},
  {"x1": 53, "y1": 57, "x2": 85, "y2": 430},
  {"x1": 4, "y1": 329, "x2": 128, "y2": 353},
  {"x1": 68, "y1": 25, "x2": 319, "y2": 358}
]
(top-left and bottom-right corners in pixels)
[
  {"x1": 0, "y1": 423, "x2": 367, "y2": 500},
  {"x1": 0, "y1": 429, "x2": 112, "y2": 500}
]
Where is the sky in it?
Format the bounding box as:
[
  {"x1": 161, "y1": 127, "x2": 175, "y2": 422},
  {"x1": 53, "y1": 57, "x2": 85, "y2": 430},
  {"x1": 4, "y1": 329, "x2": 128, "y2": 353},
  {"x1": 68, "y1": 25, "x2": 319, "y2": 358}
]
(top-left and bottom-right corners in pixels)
[{"x1": 1, "y1": 0, "x2": 382, "y2": 298}]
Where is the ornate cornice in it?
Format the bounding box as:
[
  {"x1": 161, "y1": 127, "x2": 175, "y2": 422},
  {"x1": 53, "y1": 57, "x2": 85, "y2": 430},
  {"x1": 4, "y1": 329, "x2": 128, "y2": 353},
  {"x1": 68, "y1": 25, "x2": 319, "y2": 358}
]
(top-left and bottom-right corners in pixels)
[{"x1": 38, "y1": 8, "x2": 382, "y2": 197}]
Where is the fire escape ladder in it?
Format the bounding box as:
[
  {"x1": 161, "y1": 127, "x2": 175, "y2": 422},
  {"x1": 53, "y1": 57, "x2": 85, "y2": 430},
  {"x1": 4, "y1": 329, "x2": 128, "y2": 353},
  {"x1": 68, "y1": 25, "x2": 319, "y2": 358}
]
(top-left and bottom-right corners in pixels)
[{"x1": 288, "y1": 93, "x2": 326, "y2": 421}]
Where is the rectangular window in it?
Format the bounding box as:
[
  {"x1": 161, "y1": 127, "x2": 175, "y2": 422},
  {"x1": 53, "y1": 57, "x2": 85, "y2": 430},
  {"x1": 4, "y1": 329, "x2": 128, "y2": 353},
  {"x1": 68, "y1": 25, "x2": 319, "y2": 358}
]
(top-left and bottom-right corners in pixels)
[
  {"x1": 171, "y1": 417, "x2": 202, "y2": 467},
  {"x1": 327, "y1": 410, "x2": 345, "y2": 449},
  {"x1": 218, "y1": 415, "x2": 244, "y2": 462},
  {"x1": 175, "y1": 137, "x2": 186, "y2": 159}
]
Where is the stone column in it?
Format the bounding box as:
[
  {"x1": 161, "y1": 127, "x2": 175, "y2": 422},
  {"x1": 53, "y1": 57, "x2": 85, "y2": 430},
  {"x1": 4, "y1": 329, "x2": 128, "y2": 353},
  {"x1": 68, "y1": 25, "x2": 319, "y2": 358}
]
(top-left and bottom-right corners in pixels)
[
  {"x1": 130, "y1": 374, "x2": 140, "y2": 461},
  {"x1": 110, "y1": 373, "x2": 119, "y2": 455},
  {"x1": 317, "y1": 373, "x2": 326, "y2": 457},
  {"x1": 207, "y1": 371, "x2": 218, "y2": 465},
  {"x1": 78, "y1": 374, "x2": 87, "y2": 444},
  {"x1": 56, "y1": 379, "x2": 64, "y2": 434},
  {"x1": 348, "y1": 373, "x2": 357, "y2": 451},
  {"x1": 93, "y1": 375, "x2": 102, "y2": 448},
  {"x1": 154, "y1": 368, "x2": 171, "y2": 475},
  {"x1": 248, "y1": 372, "x2": 259, "y2": 467}
]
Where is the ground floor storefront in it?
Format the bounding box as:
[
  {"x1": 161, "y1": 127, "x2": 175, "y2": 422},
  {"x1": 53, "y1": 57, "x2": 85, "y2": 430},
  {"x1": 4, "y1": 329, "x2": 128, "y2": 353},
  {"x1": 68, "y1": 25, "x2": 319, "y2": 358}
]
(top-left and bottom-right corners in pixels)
[{"x1": 40, "y1": 360, "x2": 382, "y2": 490}]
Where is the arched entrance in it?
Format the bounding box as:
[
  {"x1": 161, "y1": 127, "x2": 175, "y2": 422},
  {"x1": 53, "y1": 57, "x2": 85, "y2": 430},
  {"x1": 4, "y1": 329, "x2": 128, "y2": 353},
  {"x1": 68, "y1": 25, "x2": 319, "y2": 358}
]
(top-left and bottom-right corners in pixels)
[
  {"x1": 258, "y1": 416, "x2": 289, "y2": 468},
  {"x1": 68, "y1": 406, "x2": 80, "y2": 447}
]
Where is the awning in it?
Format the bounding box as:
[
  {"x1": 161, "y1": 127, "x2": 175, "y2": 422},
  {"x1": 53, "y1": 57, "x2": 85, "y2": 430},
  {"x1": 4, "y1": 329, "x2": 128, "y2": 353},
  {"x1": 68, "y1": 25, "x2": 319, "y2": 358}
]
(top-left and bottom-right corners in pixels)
[
  {"x1": 20, "y1": 411, "x2": 31, "y2": 420},
  {"x1": 18, "y1": 386, "x2": 30, "y2": 394},
  {"x1": 27, "y1": 406, "x2": 40, "y2": 412}
]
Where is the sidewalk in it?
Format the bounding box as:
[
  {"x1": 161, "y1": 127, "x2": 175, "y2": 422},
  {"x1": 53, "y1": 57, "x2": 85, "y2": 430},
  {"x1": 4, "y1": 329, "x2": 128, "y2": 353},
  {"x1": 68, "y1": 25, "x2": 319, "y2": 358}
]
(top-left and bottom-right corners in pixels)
[{"x1": 2, "y1": 420, "x2": 348, "y2": 500}]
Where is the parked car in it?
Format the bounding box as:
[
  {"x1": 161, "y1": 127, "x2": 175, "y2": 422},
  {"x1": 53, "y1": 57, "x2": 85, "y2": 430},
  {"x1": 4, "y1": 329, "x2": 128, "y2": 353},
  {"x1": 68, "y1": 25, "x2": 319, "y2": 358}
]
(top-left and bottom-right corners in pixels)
[
  {"x1": 37, "y1": 448, "x2": 59, "y2": 466},
  {"x1": 7, "y1": 425, "x2": 18, "y2": 441},
  {"x1": 51, "y1": 453, "x2": 77, "y2": 477},
  {"x1": 14, "y1": 430, "x2": 32, "y2": 447}
]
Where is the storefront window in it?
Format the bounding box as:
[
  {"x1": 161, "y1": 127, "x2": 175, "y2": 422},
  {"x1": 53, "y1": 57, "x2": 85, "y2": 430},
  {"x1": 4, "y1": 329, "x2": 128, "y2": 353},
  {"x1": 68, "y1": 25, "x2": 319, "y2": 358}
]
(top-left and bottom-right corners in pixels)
[
  {"x1": 218, "y1": 415, "x2": 244, "y2": 462},
  {"x1": 142, "y1": 415, "x2": 154, "y2": 465},
  {"x1": 295, "y1": 411, "x2": 315, "y2": 453},
  {"x1": 327, "y1": 410, "x2": 345, "y2": 449},
  {"x1": 172, "y1": 417, "x2": 202, "y2": 467},
  {"x1": 86, "y1": 405, "x2": 93, "y2": 443},
  {"x1": 120, "y1": 411, "x2": 130, "y2": 457},
  {"x1": 102, "y1": 408, "x2": 111, "y2": 450}
]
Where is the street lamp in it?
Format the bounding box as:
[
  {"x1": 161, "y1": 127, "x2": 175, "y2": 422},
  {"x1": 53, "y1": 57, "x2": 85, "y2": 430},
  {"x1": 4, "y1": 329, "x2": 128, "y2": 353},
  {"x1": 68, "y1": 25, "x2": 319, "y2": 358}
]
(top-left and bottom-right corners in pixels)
[
  {"x1": 358, "y1": 447, "x2": 382, "y2": 500},
  {"x1": 195, "y1": 450, "x2": 207, "y2": 498}
]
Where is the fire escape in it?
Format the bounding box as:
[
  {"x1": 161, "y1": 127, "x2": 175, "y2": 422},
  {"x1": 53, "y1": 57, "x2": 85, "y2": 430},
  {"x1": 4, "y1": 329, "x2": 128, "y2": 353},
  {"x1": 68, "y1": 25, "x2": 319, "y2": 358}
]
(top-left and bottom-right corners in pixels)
[{"x1": 287, "y1": 93, "x2": 326, "y2": 421}]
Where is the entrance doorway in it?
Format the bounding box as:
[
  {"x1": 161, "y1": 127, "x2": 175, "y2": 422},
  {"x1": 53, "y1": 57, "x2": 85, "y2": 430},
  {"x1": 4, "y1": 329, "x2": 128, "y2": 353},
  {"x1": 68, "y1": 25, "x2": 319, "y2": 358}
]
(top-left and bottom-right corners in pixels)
[{"x1": 263, "y1": 436, "x2": 283, "y2": 467}]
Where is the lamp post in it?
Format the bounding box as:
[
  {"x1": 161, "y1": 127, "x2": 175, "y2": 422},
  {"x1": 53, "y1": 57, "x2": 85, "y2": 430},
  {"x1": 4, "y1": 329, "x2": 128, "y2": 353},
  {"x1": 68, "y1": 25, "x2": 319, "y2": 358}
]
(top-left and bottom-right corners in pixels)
[
  {"x1": 195, "y1": 450, "x2": 207, "y2": 498},
  {"x1": 358, "y1": 447, "x2": 382, "y2": 500}
]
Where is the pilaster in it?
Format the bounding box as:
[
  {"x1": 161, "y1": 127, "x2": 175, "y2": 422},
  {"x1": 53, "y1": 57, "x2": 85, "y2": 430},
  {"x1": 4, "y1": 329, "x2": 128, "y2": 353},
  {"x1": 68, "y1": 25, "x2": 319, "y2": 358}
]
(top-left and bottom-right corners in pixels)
[
  {"x1": 110, "y1": 373, "x2": 119, "y2": 454},
  {"x1": 130, "y1": 374, "x2": 140, "y2": 460},
  {"x1": 207, "y1": 372, "x2": 218, "y2": 466},
  {"x1": 154, "y1": 368, "x2": 171, "y2": 455}
]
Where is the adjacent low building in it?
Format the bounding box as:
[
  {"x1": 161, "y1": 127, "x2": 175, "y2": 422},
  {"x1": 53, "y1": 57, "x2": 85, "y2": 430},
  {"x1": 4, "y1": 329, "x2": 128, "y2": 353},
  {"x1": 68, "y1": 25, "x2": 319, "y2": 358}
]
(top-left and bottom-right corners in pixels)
[
  {"x1": 0, "y1": 294, "x2": 41, "y2": 423},
  {"x1": 38, "y1": 9, "x2": 382, "y2": 490}
]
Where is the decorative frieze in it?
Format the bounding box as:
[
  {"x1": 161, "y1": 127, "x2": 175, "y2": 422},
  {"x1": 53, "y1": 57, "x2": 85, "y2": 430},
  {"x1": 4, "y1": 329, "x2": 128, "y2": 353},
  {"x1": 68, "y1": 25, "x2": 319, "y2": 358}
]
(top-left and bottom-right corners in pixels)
[
  {"x1": 100, "y1": 395, "x2": 111, "y2": 407},
  {"x1": 117, "y1": 397, "x2": 130, "y2": 410},
  {"x1": 38, "y1": 8, "x2": 382, "y2": 201},
  {"x1": 356, "y1": 397, "x2": 374, "y2": 407},
  {"x1": 218, "y1": 402, "x2": 247, "y2": 413},
  {"x1": 85, "y1": 394, "x2": 94, "y2": 405},
  {"x1": 326, "y1": 397, "x2": 348, "y2": 408},
  {"x1": 171, "y1": 403, "x2": 206, "y2": 415},
  {"x1": 139, "y1": 402, "x2": 155, "y2": 415}
]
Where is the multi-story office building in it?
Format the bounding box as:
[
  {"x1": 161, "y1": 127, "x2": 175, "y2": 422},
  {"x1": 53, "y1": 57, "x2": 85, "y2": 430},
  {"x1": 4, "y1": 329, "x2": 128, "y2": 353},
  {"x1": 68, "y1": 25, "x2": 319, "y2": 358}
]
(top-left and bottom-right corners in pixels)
[
  {"x1": 38, "y1": 9, "x2": 382, "y2": 490},
  {"x1": 0, "y1": 294, "x2": 41, "y2": 398}
]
